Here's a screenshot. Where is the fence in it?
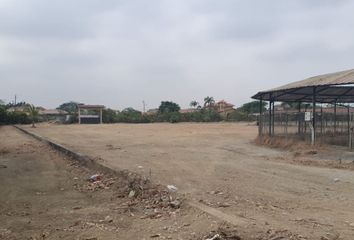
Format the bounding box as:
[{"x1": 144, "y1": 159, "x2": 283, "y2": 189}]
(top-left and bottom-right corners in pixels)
[{"x1": 259, "y1": 106, "x2": 354, "y2": 148}]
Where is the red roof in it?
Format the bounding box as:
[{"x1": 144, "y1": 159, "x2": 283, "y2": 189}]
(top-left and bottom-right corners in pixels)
[{"x1": 215, "y1": 100, "x2": 234, "y2": 107}]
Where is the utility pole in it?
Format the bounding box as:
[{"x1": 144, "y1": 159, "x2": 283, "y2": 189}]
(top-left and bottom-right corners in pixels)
[
  {"x1": 142, "y1": 100, "x2": 146, "y2": 113},
  {"x1": 14, "y1": 94, "x2": 17, "y2": 105}
]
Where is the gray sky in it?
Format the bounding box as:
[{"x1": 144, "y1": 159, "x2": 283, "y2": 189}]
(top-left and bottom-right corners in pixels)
[{"x1": 1, "y1": 0, "x2": 354, "y2": 110}]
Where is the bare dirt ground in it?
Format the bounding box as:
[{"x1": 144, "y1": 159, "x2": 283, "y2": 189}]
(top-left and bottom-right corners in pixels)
[
  {"x1": 0, "y1": 126, "x2": 226, "y2": 240},
  {"x1": 12, "y1": 123, "x2": 354, "y2": 239}
]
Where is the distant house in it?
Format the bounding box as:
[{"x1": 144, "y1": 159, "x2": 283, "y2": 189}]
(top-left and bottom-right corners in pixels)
[
  {"x1": 214, "y1": 100, "x2": 235, "y2": 115},
  {"x1": 144, "y1": 108, "x2": 159, "y2": 116},
  {"x1": 7, "y1": 106, "x2": 27, "y2": 113},
  {"x1": 180, "y1": 108, "x2": 198, "y2": 114},
  {"x1": 39, "y1": 109, "x2": 69, "y2": 123}
]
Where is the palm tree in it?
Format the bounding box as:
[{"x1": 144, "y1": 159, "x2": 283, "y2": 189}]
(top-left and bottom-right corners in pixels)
[
  {"x1": 203, "y1": 96, "x2": 215, "y2": 108},
  {"x1": 26, "y1": 104, "x2": 39, "y2": 128},
  {"x1": 190, "y1": 100, "x2": 199, "y2": 109}
]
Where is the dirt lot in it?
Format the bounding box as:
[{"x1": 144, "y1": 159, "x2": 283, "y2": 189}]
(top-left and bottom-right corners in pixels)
[
  {"x1": 0, "y1": 126, "x2": 226, "y2": 240},
  {"x1": 6, "y1": 123, "x2": 354, "y2": 239}
]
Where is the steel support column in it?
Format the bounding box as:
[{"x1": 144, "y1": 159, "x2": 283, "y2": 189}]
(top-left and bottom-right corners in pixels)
[
  {"x1": 269, "y1": 96, "x2": 272, "y2": 137},
  {"x1": 298, "y1": 102, "x2": 301, "y2": 134},
  {"x1": 334, "y1": 101, "x2": 337, "y2": 133},
  {"x1": 348, "y1": 104, "x2": 350, "y2": 147},
  {"x1": 320, "y1": 104, "x2": 323, "y2": 135},
  {"x1": 259, "y1": 98, "x2": 263, "y2": 136},
  {"x1": 272, "y1": 101, "x2": 275, "y2": 135},
  {"x1": 312, "y1": 87, "x2": 317, "y2": 144}
]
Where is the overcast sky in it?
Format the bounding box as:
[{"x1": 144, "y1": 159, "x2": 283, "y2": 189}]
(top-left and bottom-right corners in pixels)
[{"x1": 1, "y1": 0, "x2": 354, "y2": 110}]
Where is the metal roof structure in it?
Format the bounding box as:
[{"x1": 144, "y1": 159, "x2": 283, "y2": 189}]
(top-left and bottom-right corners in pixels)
[
  {"x1": 252, "y1": 69, "x2": 354, "y2": 103},
  {"x1": 78, "y1": 104, "x2": 105, "y2": 109}
]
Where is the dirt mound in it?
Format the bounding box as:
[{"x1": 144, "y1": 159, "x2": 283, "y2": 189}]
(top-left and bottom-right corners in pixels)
[{"x1": 72, "y1": 162, "x2": 182, "y2": 219}]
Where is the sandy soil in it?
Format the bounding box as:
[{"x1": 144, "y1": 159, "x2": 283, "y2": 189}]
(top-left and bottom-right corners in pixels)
[{"x1": 17, "y1": 122, "x2": 354, "y2": 239}]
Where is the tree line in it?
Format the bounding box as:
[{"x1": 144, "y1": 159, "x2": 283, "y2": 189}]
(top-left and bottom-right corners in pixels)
[
  {"x1": 0, "y1": 98, "x2": 268, "y2": 125},
  {"x1": 0, "y1": 101, "x2": 38, "y2": 126}
]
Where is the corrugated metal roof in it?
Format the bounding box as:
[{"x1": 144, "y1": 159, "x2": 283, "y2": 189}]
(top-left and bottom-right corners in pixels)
[
  {"x1": 78, "y1": 104, "x2": 105, "y2": 109},
  {"x1": 252, "y1": 69, "x2": 354, "y2": 103}
]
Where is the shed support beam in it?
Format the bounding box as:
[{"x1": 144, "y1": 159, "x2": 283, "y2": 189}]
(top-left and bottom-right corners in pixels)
[
  {"x1": 272, "y1": 101, "x2": 275, "y2": 135},
  {"x1": 100, "y1": 108, "x2": 103, "y2": 124},
  {"x1": 298, "y1": 102, "x2": 301, "y2": 134},
  {"x1": 348, "y1": 104, "x2": 350, "y2": 149},
  {"x1": 334, "y1": 101, "x2": 337, "y2": 133},
  {"x1": 320, "y1": 104, "x2": 323, "y2": 135},
  {"x1": 259, "y1": 98, "x2": 263, "y2": 136},
  {"x1": 312, "y1": 87, "x2": 317, "y2": 144},
  {"x1": 269, "y1": 96, "x2": 272, "y2": 137}
]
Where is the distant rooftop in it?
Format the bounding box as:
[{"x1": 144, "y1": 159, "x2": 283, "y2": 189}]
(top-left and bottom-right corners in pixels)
[
  {"x1": 39, "y1": 109, "x2": 68, "y2": 115},
  {"x1": 78, "y1": 104, "x2": 105, "y2": 109}
]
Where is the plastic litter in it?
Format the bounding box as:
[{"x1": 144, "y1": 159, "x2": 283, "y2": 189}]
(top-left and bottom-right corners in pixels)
[
  {"x1": 90, "y1": 174, "x2": 102, "y2": 182},
  {"x1": 167, "y1": 185, "x2": 178, "y2": 191}
]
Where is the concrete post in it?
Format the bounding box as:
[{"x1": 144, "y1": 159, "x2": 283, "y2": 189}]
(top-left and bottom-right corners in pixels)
[
  {"x1": 78, "y1": 106, "x2": 81, "y2": 124},
  {"x1": 100, "y1": 108, "x2": 103, "y2": 124}
]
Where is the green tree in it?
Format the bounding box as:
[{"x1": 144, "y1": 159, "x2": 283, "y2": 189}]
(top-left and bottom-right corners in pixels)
[
  {"x1": 0, "y1": 105, "x2": 7, "y2": 124},
  {"x1": 57, "y1": 101, "x2": 79, "y2": 114},
  {"x1": 190, "y1": 100, "x2": 199, "y2": 109},
  {"x1": 57, "y1": 101, "x2": 81, "y2": 123},
  {"x1": 203, "y1": 96, "x2": 215, "y2": 107},
  {"x1": 26, "y1": 104, "x2": 39, "y2": 128},
  {"x1": 117, "y1": 108, "x2": 146, "y2": 123},
  {"x1": 158, "y1": 101, "x2": 180, "y2": 113},
  {"x1": 238, "y1": 101, "x2": 267, "y2": 114},
  {"x1": 102, "y1": 108, "x2": 118, "y2": 123}
]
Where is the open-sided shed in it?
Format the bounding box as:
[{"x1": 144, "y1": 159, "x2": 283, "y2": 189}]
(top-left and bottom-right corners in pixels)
[
  {"x1": 78, "y1": 104, "x2": 104, "y2": 124},
  {"x1": 252, "y1": 69, "x2": 354, "y2": 147}
]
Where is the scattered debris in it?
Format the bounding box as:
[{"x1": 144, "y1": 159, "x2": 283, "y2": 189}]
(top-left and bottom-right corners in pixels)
[
  {"x1": 261, "y1": 229, "x2": 308, "y2": 240},
  {"x1": 128, "y1": 190, "x2": 136, "y2": 198},
  {"x1": 218, "y1": 202, "x2": 231, "y2": 208},
  {"x1": 106, "y1": 144, "x2": 121, "y2": 150},
  {"x1": 90, "y1": 174, "x2": 102, "y2": 182},
  {"x1": 167, "y1": 185, "x2": 178, "y2": 192},
  {"x1": 104, "y1": 215, "x2": 113, "y2": 223},
  {"x1": 320, "y1": 231, "x2": 340, "y2": 240},
  {"x1": 169, "y1": 200, "x2": 181, "y2": 208},
  {"x1": 150, "y1": 234, "x2": 161, "y2": 238},
  {"x1": 208, "y1": 190, "x2": 223, "y2": 195},
  {"x1": 333, "y1": 178, "x2": 340, "y2": 183},
  {"x1": 206, "y1": 234, "x2": 220, "y2": 240},
  {"x1": 204, "y1": 226, "x2": 241, "y2": 240}
]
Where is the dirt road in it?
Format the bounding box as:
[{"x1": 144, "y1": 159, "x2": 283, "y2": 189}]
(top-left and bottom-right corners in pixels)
[{"x1": 21, "y1": 123, "x2": 354, "y2": 239}]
